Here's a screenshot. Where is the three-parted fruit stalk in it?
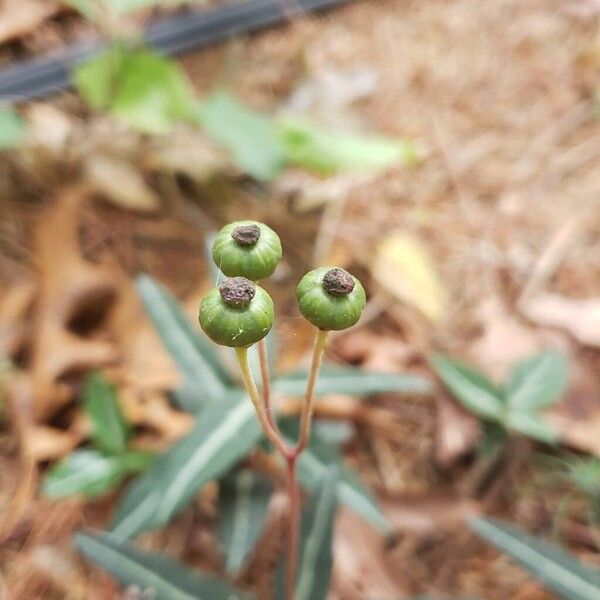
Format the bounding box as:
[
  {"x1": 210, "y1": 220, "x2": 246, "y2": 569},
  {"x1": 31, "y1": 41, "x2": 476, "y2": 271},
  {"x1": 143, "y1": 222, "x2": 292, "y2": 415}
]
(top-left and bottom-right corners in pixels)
[{"x1": 199, "y1": 221, "x2": 366, "y2": 600}]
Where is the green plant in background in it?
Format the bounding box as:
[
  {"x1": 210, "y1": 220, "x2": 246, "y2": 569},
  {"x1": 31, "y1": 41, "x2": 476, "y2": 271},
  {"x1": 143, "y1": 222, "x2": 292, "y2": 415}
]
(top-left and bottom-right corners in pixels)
[
  {"x1": 68, "y1": 1, "x2": 418, "y2": 179},
  {"x1": 0, "y1": 108, "x2": 25, "y2": 150},
  {"x1": 43, "y1": 373, "x2": 152, "y2": 499},
  {"x1": 470, "y1": 517, "x2": 600, "y2": 600},
  {"x1": 533, "y1": 452, "x2": 600, "y2": 543},
  {"x1": 430, "y1": 351, "x2": 567, "y2": 447},
  {"x1": 71, "y1": 221, "x2": 432, "y2": 599}
]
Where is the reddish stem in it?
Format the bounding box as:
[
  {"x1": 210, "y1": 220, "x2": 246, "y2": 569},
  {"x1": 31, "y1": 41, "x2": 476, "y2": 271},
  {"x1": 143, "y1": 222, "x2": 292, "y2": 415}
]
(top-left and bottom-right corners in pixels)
[{"x1": 286, "y1": 455, "x2": 300, "y2": 600}]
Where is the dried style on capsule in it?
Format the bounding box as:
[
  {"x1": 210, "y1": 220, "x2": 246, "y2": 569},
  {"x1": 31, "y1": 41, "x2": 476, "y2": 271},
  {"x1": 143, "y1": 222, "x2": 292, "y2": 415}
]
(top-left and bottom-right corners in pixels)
[
  {"x1": 296, "y1": 267, "x2": 366, "y2": 331},
  {"x1": 212, "y1": 220, "x2": 282, "y2": 281},
  {"x1": 199, "y1": 277, "x2": 274, "y2": 347}
]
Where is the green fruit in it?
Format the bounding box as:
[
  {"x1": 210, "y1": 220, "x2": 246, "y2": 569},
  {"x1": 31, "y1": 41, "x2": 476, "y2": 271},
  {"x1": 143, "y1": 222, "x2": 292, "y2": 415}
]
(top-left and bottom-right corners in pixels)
[
  {"x1": 212, "y1": 220, "x2": 282, "y2": 281},
  {"x1": 199, "y1": 277, "x2": 274, "y2": 347},
  {"x1": 296, "y1": 267, "x2": 366, "y2": 331}
]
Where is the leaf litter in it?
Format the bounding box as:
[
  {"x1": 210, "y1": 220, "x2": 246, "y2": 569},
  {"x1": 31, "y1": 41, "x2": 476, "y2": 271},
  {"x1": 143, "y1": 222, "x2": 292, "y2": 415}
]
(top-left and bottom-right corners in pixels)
[{"x1": 0, "y1": 0, "x2": 599, "y2": 598}]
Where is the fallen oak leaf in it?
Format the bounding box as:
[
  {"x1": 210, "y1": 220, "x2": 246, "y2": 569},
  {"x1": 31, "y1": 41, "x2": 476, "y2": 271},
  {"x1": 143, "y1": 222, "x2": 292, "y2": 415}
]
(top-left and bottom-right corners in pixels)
[
  {"x1": 25, "y1": 424, "x2": 83, "y2": 463},
  {"x1": 30, "y1": 187, "x2": 120, "y2": 420},
  {"x1": 0, "y1": 280, "x2": 36, "y2": 358}
]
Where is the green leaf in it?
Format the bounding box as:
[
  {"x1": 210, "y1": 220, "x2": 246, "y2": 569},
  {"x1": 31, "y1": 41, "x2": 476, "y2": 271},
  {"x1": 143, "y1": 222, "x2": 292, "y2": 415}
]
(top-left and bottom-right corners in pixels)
[
  {"x1": 505, "y1": 351, "x2": 567, "y2": 411},
  {"x1": 75, "y1": 530, "x2": 252, "y2": 600},
  {"x1": 478, "y1": 422, "x2": 507, "y2": 457},
  {"x1": 275, "y1": 367, "x2": 432, "y2": 397},
  {"x1": 74, "y1": 46, "x2": 196, "y2": 134},
  {"x1": 281, "y1": 421, "x2": 391, "y2": 534},
  {"x1": 68, "y1": 0, "x2": 204, "y2": 17},
  {"x1": 469, "y1": 517, "x2": 600, "y2": 600},
  {"x1": 43, "y1": 449, "x2": 150, "y2": 499},
  {"x1": 279, "y1": 117, "x2": 418, "y2": 175},
  {"x1": 218, "y1": 469, "x2": 273, "y2": 574},
  {"x1": 196, "y1": 92, "x2": 284, "y2": 181},
  {"x1": 111, "y1": 394, "x2": 261, "y2": 539},
  {"x1": 0, "y1": 108, "x2": 25, "y2": 150},
  {"x1": 429, "y1": 354, "x2": 504, "y2": 421},
  {"x1": 135, "y1": 274, "x2": 231, "y2": 412},
  {"x1": 84, "y1": 372, "x2": 130, "y2": 454},
  {"x1": 505, "y1": 411, "x2": 557, "y2": 444},
  {"x1": 294, "y1": 467, "x2": 338, "y2": 600}
]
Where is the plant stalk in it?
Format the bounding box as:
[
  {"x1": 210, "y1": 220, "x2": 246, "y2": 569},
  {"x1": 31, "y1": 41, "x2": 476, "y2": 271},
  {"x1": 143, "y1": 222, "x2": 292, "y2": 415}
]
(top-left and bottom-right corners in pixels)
[
  {"x1": 258, "y1": 337, "x2": 278, "y2": 432},
  {"x1": 235, "y1": 347, "x2": 290, "y2": 458},
  {"x1": 236, "y1": 329, "x2": 328, "y2": 600},
  {"x1": 294, "y1": 328, "x2": 329, "y2": 456},
  {"x1": 286, "y1": 455, "x2": 301, "y2": 600}
]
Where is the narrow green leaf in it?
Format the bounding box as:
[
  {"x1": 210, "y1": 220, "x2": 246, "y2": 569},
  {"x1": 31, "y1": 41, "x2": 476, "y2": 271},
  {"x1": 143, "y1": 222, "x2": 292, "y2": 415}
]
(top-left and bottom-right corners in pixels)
[
  {"x1": 0, "y1": 108, "x2": 25, "y2": 150},
  {"x1": 218, "y1": 469, "x2": 273, "y2": 574},
  {"x1": 74, "y1": 46, "x2": 196, "y2": 134},
  {"x1": 84, "y1": 372, "x2": 130, "y2": 454},
  {"x1": 295, "y1": 467, "x2": 338, "y2": 600},
  {"x1": 111, "y1": 395, "x2": 261, "y2": 539},
  {"x1": 505, "y1": 411, "x2": 557, "y2": 444},
  {"x1": 280, "y1": 421, "x2": 391, "y2": 534},
  {"x1": 196, "y1": 92, "x2": 284, "y2": 181},
  {"x1": 135, "y1": 274, "x2": 231, "y2": 411},
  {"x1": 75, "y1": 530, "x2": 252, "y2": 600},
  {"x1": 478, "y1": 422, "x2": 507, "y2": 457},
  {"x1": 429, "y1": 354, "x2": 504, "y2": 420},
  {"x1": 505, "y1": 351, "x2": 567, "y2": 411},
  {"x1": 469, "y1": 517, "x2": 600, "y2": 600},
  {"x1": 274, "y1": 366, "x2": 432, "y2": 397},
  {"x1": 279, "y1": 117, "x2": 419, "y2": 175},
  {"x1": 43, "y1": 449, "x2": 149, "y2": 499}
]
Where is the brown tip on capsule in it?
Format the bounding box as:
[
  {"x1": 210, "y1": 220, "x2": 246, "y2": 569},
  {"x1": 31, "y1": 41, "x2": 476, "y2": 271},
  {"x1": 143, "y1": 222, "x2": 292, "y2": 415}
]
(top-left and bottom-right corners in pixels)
[
  {"x1": 323, "y1": 268, "x2": 355, "y2": 296},
  {"x1": 219, "y1": 277, "x2": 256, "y2": 307},
  {"x1": 231, "y1": 224, "x2": 261, "y2": 246}
]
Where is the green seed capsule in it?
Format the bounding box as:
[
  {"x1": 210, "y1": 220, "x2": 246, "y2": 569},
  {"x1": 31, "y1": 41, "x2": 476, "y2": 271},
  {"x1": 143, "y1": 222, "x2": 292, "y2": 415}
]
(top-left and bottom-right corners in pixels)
[
  {"x1": 212, "y1": 220, "x2": 282, "y2": 281},
  {"x1": 199, "y1": 277, "x2": 274, "y2": 347},
  {"x1": 296, "y1": 267, "x2": 366, "y2": 331}
]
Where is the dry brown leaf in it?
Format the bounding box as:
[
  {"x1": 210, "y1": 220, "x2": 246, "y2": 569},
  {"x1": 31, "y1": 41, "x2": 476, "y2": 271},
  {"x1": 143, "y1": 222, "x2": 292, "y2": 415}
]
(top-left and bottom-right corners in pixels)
[
  {"x1": 30, "y1": 187, "x2": 121, "y2": 419},
  {"x1": 25, "y1": 424, "x2": 82, "y2": 463},
  {"x1": 333, "y1": 509, "x2": 403, "y2": 599},
  {"x1": 25, "y1": 104, "x2": 73, "y2": 153},
  {"x1": 381, "y1": 492, "x2": 480, "y2": 535},
  {"x1": 521, "y1": 293, "x2": 600, "y2": 347},
  {"x1": 275, "y1": 170, "x2": 376, "y2": 212},
  {"x1": 472, "y1": 299, "x2": 540, "y2": 379},
  {"x1": 0, "y1": 0, "x2": 61, "y2": 44},
  {"x1": 119, "y1": 387, "x2": 193, "y2": 443},
  {"x1": 372, "y1": 233, "x2": 445, "y2": 323},
  {"x1": 0, "y1": 280, "x2": 36, "y2": 358},
  {"x1": 146, "y1": 128, "x2": 227, "y2": 182},
  {"x1": 434, "y1": 392, "x2": 480, "y2": 468},
  {"x1": 85, "y1": 154, "x2": 161, "y2": 214},
  {"x1": 546, "y1": 412, "x2": 600, "y2": 457}
]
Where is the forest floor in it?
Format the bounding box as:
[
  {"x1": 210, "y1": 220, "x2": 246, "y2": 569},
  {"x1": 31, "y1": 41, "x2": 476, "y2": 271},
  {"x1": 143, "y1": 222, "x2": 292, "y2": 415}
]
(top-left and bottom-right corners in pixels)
[{"x1": 0, "y1": 0, "x2": 599, "y2": 598}]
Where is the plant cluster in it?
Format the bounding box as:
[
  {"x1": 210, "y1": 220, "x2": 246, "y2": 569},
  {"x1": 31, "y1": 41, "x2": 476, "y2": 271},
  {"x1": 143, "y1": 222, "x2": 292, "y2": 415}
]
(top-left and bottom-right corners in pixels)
[
  {"x1": 198, "y1": 220, "x2": 367, "y2": 599},
  {"x1": 43, "y1": 373, "x2": 152, "y2": 498},
  {"x1": 63, "y1": 221, "x2": 431, "y2": 600}
]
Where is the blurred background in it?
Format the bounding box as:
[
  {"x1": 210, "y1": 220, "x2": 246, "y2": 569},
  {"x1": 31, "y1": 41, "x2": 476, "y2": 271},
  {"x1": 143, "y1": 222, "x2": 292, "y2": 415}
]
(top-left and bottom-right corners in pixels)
[{"x1": 0, "y1": 1, "x2": 599, "y2": 598}]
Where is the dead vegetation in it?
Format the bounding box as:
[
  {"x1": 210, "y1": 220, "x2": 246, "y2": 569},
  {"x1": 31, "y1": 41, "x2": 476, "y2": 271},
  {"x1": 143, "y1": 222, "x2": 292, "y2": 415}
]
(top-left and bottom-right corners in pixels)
[{"x1": 0, "y1": 0, "x2": 599, "y2": 598}]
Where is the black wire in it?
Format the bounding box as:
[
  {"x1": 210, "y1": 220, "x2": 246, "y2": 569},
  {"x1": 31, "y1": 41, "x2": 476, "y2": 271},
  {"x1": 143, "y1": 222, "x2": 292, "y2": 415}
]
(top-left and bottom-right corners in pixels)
[{"x1": 0, "y1": 0, "x2": 348, "y2": 104}]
